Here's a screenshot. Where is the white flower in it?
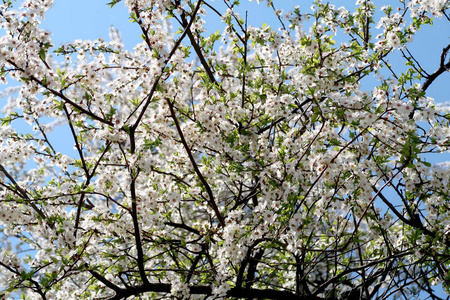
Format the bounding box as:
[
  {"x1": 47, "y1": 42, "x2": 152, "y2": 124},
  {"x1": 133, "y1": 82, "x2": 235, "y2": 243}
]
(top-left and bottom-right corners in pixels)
[{"x1": 386, "y1": 31, "x2": 401, "y2": 48}]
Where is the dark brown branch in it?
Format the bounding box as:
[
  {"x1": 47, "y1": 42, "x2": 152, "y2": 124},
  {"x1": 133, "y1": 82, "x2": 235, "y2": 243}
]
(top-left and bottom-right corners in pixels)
[
  {"x1": 164, "y1": 222, "x2": 201, "y2": 235},
  {"x1": 185, "y1": 244, "x2": 206, "y2": 283},
  {"x1": 444, "y1": 11, "x2": 450, "y2": 22},
  {"x1": 133, "y1": 6, "x2": 153, "y2": 52},
  {"x1": 86, "y1": 265, "x2": 122, "y2": 293},
  {"x1": 422, "y1": 43, "x2": 450, "y2": 92},
  {"x1": 130, "y1": 179, "x2": 150, "y2": 285},
  {"x1": 129, "y1": 0, "x2": 203, "y2": 131},
  {"x1": 73, "y1": 141, "x2": 111, "y2": 238},
  {"x1": 180, "y1": 2, "x2": 217, "y2": 85},
  {"x1": 166, "y1": 97, "x2": 225, "y2": 227},
  {"x1": 123, "y1": 5, "x2": 206, "y2": 278},
  {"x1": 371, "y1": 184, "x2": 412, "y2": 228},
  {"x1": 0, "y1": 164, "x2": 47, "y2": 224},
  {"x1": 245, "y1": 248, "x2": 264, "y2": 288},
  {"x1": 5, "y1": 59, "x2": 114, "y2": 127},
  {"x1": 401, "y1": 47, "x2": 430, "y2": 77},
  {"x1": 202, "y1": 1, "x2": 222, "y2": 17}
]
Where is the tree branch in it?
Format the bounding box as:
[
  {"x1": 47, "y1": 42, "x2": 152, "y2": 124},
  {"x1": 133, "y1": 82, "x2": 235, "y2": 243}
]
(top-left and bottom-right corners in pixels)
[
  {"x1": 422, "y1": 43, "x2": 450, "y2": 92},
  {"x1": 180, "y1": 3, "x2": 218, "y2": 85},
  {"x1": 0, "y1": 164, "x2": 48, "y2": 224},
  {"x1": 129, "y1": 0, "x2": 204, "y2": 131},
  {"x1": 166, "y1": 97, "x2": 225, "y2": 227}
]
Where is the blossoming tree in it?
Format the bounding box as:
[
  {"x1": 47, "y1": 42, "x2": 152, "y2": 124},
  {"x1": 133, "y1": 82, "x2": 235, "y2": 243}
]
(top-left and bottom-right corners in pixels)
[{"x1": 1, "y1": 0, "x2": 450, "y2": 299}]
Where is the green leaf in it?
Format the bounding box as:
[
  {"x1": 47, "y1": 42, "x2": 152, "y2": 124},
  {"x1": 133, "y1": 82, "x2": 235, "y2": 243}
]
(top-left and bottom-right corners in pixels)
[
  {"x1": 129, "y1": 12, "x2": 138, "y2": 23},
  {"x1": 311, "y1": 106, "x2": 320, "y2": 124},
  {"x1": 106, "y1": 0, "x2": 121, "y2": 8},
  {"x1": 1, "y1": 112, "x2": 19, "y2": 126},
  {"x1": 38, "y1": 48, "x2": 46, "y2": 61},
  {"x1": 422, "y1": 161, "x2": 431, "y2": 167}
]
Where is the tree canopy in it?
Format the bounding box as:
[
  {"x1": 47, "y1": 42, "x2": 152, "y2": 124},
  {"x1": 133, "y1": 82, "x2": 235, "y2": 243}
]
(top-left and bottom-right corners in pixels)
[{"x1": 1, "y1": 0, "x2": 450, "y2": 299}]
